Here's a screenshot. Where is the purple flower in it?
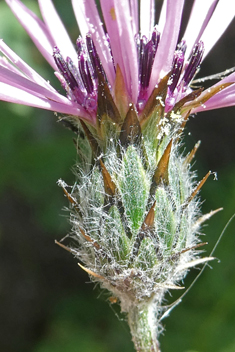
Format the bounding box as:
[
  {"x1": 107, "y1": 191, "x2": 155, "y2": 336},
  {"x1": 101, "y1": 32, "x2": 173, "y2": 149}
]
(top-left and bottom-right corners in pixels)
[{"x1": 1, "y1": 0, "x2": 235, "y2": 125}]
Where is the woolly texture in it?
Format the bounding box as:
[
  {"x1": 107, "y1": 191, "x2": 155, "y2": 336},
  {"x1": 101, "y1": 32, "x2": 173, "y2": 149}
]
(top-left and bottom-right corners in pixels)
[{"x1": 57, "y1": 73, "x2": 214, "y2": 352}]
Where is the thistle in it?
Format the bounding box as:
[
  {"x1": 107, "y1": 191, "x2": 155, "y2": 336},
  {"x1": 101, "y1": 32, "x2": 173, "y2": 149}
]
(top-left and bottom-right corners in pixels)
[{"x1": 1, "y1": 1, "x2": 235, "y2": 351}]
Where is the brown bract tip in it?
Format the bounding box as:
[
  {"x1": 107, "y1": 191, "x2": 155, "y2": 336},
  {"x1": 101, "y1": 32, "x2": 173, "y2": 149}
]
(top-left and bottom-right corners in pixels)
[
  {"x1": 99, "y1": 159, "x2": 117, "y2": 197},
  {"x1": 170, "y1": 87, "x2": 204, "y2": 116},
  {"x1": 97, "y1": 71, "x2": 122, "y2": 126},
  {"x1": 78, "y1": 263, "x2": 105, "y2": 280},
  {"x1": 184, "y1": 171, "x2": 211, "y2": 207},
  {"x1": 139, "y1": 72, "x2": 171, "y2": 126},
  {"x1": 152, "y1": 139, "x2": 173, "y2": 188},
  {"x1": 113, "y1": 64, "x2": 131, "y2": 119},
  {"x1": 142, "y1": 201, "x2": 156, "y2": 231},
  {"x1": 80, "y1": 119, "x2": 101, "y2": 157},
  {"x1": 130, "y1": 201, "x2": 156, "y2": 262},
  {"x1": 183, "y1": 82, "x2": 234, "y2": 111},
  {"x1": 55, "y1": 240, "x2": 73, "y2": 253},
  {"x1": 79, "y1": 226, "x2": 100, "y2": 250},
  {"x1": 119, "y1": 104, "x2": 142, "y2": 149},
  {"x1": 184, "y1": 140, "x2": 201, "y2": 165}
]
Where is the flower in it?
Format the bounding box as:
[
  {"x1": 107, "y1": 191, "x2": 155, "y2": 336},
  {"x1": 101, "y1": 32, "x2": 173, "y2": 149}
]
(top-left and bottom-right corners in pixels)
[
  {"x1": 2, "y1": 1, "x2": 235, "y2": 352},
  {"x1": 1, "y1": 0, "x2": 235, "y2": 126}
]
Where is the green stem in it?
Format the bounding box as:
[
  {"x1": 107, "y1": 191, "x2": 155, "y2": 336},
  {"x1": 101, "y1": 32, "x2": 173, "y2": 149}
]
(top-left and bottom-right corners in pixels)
[{"x1": 127, "y1": 300, "x2": 161, "y2": 352}]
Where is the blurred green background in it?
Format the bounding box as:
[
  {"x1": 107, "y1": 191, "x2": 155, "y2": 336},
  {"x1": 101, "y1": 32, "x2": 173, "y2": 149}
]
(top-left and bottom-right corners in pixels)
[{"x1": 0, "y1": 1, "x2": 235, "y2": 351}]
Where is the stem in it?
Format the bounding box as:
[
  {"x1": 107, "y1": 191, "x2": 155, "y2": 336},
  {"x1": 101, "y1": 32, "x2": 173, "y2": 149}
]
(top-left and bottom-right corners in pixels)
[{"x1": 127, "y1": 300, "x2": 161, "y2": 352}]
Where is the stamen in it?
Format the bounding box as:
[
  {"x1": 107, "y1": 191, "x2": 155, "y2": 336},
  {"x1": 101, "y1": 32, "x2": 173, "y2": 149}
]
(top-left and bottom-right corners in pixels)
[
  {"x1": 139, "y1": 28, "x2": 160, "y2": 90},
  {"x1": 168, "y1": 49, "x2": 185, "y2": 94},
  {"x1": 76, "y1": 36, "x2": 85, "y2": 58},
  {"x1": 67, "y1": 57, "x2": 91, "y2": 105},
  {"x1": 138, "y1": 35, "x2": 148, "y2": 87},
  {"x1": 137, "y1": 28, "x2": 160, "y2": 110},
  {"x1": 53, "y1": 47, "x2": 88, "y2": 105},
  {"x1": 79, "y1": 54, "x2": 94, "y2": 95},
  {"x1": 86, "y1": 34, "x2": 104, "y2": 78},
  {"x1": 53, "y1": 47, "x2": 79, "y2": 91},
  {"x1": 177, "y1": 40, "x2": 187, "y2": 54},
  {"x1": 183, "y1": 41, "x2": 204, "y2": 86},
  {"x1": 66, "y1": 56, "x2": 82, "y2": 88}
]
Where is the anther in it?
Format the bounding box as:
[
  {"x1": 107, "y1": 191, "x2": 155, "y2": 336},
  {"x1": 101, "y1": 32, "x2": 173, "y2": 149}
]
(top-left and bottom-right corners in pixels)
[
  {"x1": 183, "y1": 41, "x2": 204, "y2": 86},
  {"x1": 53, "y1": 47, "x2": 78, "y2": 91}
]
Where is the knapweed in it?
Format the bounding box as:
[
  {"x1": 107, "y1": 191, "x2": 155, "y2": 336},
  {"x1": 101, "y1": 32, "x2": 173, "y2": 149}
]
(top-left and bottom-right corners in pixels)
[{"x1": 1, "y1": 1, "x2": 235, "y2": 351}]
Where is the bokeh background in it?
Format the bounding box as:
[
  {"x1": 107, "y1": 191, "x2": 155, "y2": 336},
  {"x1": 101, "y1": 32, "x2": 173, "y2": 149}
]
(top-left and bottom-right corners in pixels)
[{"x1": 0, "y1": 1, "x2": 235, "y2": 351}]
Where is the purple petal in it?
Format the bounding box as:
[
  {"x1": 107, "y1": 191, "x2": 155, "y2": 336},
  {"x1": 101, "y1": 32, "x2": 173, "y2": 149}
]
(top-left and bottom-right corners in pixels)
[
  {"x1": 100, "y1": 0, "x2": 125, "y2": 82},
  {"x1": 158, "y1": 0, "x2": 167, "y2": 33},
  {"x1": 193, "y1": 72, "x2": 235, "y2": 112},
  {"x1": 0, "y1": 65, "x2": 69, "y2": 104},
  {"x1": 140, "y1": 0, "x2": 155, "y2": 37},
  {"x1": 0, "y1": 56, "x2": 25, "y2": 76},
  {"x1": 5, "y1": 0, "x2": 57, "y2": 69},
  {"x1": 200, "y1": 0, "x2": 235, "y2": 59},
  {"x1": 149, "y1": 0, "x2": 185, "y2": 95},
  {"x1": 129, "y1": 0, "x2": 139, "y2": 35},
  {"x1": 72, "y1": 0, "x2": 115, "y2": 87},
  {"x1": 38, "y1": 0, "x2": 77, "y2": 63},
  {"x1": 0, "y1": 40, "x2": 57, "y2": 91},
  {"x1": 114, "y1": 0, "x2": 139, "y2": 103},
  {"x1": 192, "y1": 84, "x2": 235, "y2": 112},
  {"x1": 0, "y1": 81, "x2": 93, "y2": 122},
  {"x1": 100, "y1": 0, "x2": 138, "y2": 103},
  {"x1": 183, "y1": 0, "x2": 218, "y2": 60},
  {"x1": 71, "y1": 0, "x2": 89, "y2": 38}
]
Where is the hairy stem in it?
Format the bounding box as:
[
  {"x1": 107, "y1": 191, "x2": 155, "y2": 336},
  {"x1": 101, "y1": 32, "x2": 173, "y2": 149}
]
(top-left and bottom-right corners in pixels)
[{"x1": 128, "y1": 299, "x2": 161, "y2": 352}]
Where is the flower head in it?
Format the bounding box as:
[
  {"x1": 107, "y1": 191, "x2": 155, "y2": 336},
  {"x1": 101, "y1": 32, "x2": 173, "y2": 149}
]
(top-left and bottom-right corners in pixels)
[{"x1": 1, "y1": 1, "x2": 235, "y2": 352}]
